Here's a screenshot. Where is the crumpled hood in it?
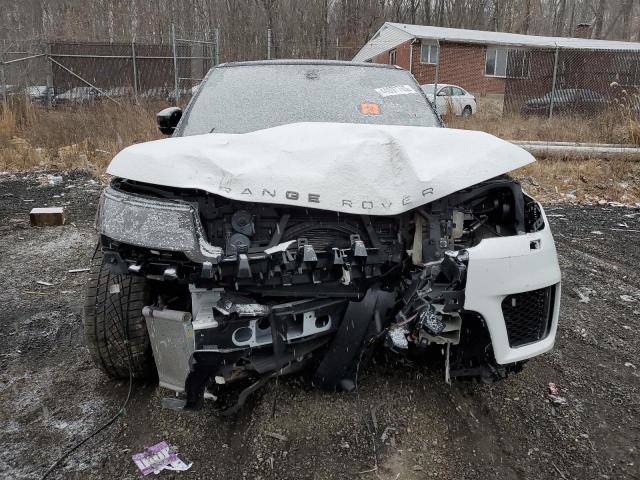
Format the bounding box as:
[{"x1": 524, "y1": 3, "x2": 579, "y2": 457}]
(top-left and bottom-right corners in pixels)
[{"x1": 107, "y1": 122, "x2": 534, "y2": 216}]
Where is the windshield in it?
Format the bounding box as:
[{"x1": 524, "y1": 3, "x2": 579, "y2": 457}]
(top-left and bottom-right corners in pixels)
[{"x1": 177, "y1": 63, "x2": 440, "y2": 135}]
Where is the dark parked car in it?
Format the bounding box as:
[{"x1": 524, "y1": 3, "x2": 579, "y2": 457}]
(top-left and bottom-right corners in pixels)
[{"x1": 522, "y1": 88, "x2": 608, "y2": 116}]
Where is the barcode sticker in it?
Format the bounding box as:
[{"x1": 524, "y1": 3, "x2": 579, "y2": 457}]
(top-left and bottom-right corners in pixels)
[{"x1": 375, "y1": 85, "x2": 417, "y2": 97}]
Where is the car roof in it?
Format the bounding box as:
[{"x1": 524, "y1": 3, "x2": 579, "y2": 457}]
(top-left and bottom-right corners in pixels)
[
  {"x1": 422, "y1": 83, "x2": 462, "y2": 88},
  {"x1": 218, "y1": 59, "x2": 403, "y2": 70}
]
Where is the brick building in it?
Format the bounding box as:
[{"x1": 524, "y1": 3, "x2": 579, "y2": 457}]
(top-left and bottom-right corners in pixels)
[{"x1": 353, "y1": 23, "x2": 640, "y2": 96}]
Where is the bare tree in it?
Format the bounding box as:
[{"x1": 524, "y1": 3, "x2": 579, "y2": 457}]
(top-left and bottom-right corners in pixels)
[
  {"x1": 621, "y1": 0, "x2": 635, "y2": 39},
  {"x1": 422, "y1": 0, "x2": 432, "y2": 24},
  {"x1": 592, "y1": 0, "x2": 606, "y2": 38},
  {"x1": 522, "y1": 0, "x2": 532, "y2": 34},
  {"x1": 553, "y1": 0, "x2": 567, "y2": 36},
  {"x1": 1, "y1": 0, "x2": 638, "y2": 63},
  {"x1": 407, "y1": 0, "x2": 420, "y2": 24}
]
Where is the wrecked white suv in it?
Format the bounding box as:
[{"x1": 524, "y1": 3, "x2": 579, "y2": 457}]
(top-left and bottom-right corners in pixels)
[{"x1": 84, "y1": 60, "x2": 561, "y2": 411}]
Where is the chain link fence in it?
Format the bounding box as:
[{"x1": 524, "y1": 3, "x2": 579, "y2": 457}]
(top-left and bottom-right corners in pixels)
[
  {"x1": 0, "y1": 25, "x2": 366, "y2": 110},
  {"x1": 5, "y1": 33, "x2": 639, "y2": 128},
  {"x1": 0, "y1": 27, "x2": 217, "y2": 108},
  {"x1": 503, "y1": 47, "x2": 640, "y2": 119},
  {"x1": 0, "y1": 40, "x2": 48, "y2": 104}
]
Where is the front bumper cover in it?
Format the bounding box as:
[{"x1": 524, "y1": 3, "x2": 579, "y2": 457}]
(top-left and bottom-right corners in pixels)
[{"x1": 464, "y1": 205, "x2": 561, "y2": 364}]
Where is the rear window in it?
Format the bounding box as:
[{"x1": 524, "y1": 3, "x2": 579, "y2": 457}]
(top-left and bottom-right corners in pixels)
[{"x1": 177, "y1": 63, "x2": 440, "y2": 135}]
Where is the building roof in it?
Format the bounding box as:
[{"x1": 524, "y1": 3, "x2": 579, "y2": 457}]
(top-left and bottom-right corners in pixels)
[{"x1": 353, "y1": 22, "x2": 640, "y2": 62}]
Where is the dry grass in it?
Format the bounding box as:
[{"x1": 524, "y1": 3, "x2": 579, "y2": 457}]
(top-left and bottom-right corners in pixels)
[
  {"x1": 448, "y1": 108, "x2": 635, "y2": 145},
  {"x1": 513, "y1": 158, "x2": 640, "y2": 204},
  {"x1": 0, "y1": 97, "x2": 162, "y2": 175},
  {"x1": 1, "y1": 97, "x2": 639, "y2": 205}
]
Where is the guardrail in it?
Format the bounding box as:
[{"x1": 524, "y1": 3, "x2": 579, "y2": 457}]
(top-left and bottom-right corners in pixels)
[{"x1": 511, "y1": 140, "x2": 640, "y2": 161}]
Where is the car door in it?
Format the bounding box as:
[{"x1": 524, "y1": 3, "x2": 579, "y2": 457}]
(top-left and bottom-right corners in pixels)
[
  {"x1": 450, "y1": 87, "x2": 466, "y2": 116},
  {"x1": 436, "y1": 86, "x2": 453, "y2": 116},
  {"x1": 578, "y1": 90, "x2": 606, "y2": 113},
  {"x1": 557, "y1": 90, "x2": 576, "y2": 114}
]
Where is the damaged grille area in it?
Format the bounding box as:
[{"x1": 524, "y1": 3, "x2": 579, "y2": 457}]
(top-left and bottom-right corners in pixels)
[
  {"x1": 95, "y1": 175, "x2": 558, "y2": 407},
  {"x1": 502, "y1": 286, "x2": 556, "y2": 347}
]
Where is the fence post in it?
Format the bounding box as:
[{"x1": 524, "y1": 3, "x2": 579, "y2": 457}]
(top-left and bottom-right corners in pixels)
[
  {"x1": 0, "y1": 39, "x2": 6, "y2": 106},
  {"x1": 131, "y1": 41, "x2": 138, "y2": 98},
  {"x1": 171, "y1": 23, "x2": 180, "y2": 104},
  {"x1": 45, "y1": 43, "x2": 54, "y2": 108},
  {"x1": 549, "y1": 46, "x2": 559, "y2": 119},
  {"x1": 433, "y1": 40, "x2": 440, "y2": 100},
  {"x1": 267, "y1": 28, "x2": 272, "y2": 60},
  {"x1": 211, "y1": 30, "x2": 217, "y2": 67},
  {"x1": 0, "y1": 58, "x2": 6, "y2": 106},
  {"x1": 214, "y1": 27, "x2": 220, "y2": 65},
  {"x1": 335, "y1": 37, "x2": 339, "y2": 60},
  {"x1": 212, "y1": 27, "x2": 220, "y2": 66},
  {"x1": 409, "y1": 40, "x2": 413, "y2": 74}
]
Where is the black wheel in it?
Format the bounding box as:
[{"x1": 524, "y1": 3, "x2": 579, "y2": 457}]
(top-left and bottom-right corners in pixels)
[
  {"x1": 83, "y1": 248, "x2": 155, "y2": 380},
  {"x1": 462, "y1": 106, "x2": 473, "y2": 118}
]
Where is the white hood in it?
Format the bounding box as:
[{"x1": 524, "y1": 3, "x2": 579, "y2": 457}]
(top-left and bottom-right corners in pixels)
[{"x1": 107, "y1": 122, "x2": 534, "y2": 216}]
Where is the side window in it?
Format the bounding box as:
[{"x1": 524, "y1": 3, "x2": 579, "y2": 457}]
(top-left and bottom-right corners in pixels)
[
  {"x1": 439, "y1": 86, "x2": 452, "y2": 96},
  {"x1": 451, "y1": 87, "x2": 465, "y2": 96},
  {"x1": 486, "y1": 47, "x2": 509, "y2": 76},
  {"x1": 494, "y1": 48, "x2": 508, "y2": 76},
  {"x1": 486, "y1": 47, "x2": 529, "y2": 78},
  {"x1": 486, "y1": 47, "x2": 497, "y2": 75},
  {"x1": 420, "y1": 41, "x2": 439, "y2": 64},
  {"x1": 389, "y1": 49, "x2": 397, "y2": 65}
]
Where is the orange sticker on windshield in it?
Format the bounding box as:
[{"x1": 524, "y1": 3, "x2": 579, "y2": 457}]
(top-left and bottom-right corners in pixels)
[{"x1": 359, "y1": 102, "x2": 380, "y2": 115}]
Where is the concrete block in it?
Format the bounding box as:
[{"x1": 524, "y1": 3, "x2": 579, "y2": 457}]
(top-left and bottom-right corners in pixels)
[{"x1": 29, "y1": 207, "x2": 65, "y2": 226}]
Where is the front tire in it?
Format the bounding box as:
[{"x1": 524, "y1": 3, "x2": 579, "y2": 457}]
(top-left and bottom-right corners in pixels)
[
  {"x1": 462, "y1": 106, "x2": 473, "y2": 117},
  {"x1": 83, "y1": 249, "x2": 155, "y2": 380}
]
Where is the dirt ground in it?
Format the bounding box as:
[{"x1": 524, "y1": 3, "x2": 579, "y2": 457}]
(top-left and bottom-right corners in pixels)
[{"x1": 0, "y1": 171, "x2": 638, "y2": 480}]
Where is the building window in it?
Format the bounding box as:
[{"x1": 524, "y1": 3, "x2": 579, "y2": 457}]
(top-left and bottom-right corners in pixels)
[
  {"x1": 420, "y1": 41, "x2": 439, "y2": 64},
  {"x1": 389, "y1": 49, "x2": 397, "y2": 65},
  {"x1": 485, "y1": 47, "x2": 530, "y2": 78}
]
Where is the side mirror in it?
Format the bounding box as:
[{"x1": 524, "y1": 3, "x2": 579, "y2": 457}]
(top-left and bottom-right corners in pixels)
[
  {"x1": 436, "y1": 91, "x2": 447, "y2": 96},
  {"x1": 157, "y1": 107, "x2": 183, "y2": 135}
]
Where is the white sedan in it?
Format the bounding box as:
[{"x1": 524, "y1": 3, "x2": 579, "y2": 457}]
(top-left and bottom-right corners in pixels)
[{"x1": 421, "y1": 83, "x2": 477, "y2": 117}]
